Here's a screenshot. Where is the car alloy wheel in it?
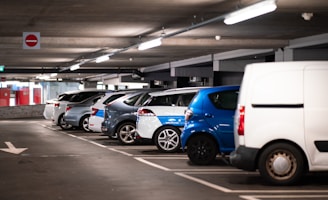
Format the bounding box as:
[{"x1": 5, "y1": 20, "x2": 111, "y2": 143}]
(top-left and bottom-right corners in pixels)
[
  {"x1": 80, "y1": 115, "x2": 91, "y2": 132},
  {"x1": 117, "y1": 122, "x2": 136, "y2": 145},
  {"x1": 155, "y1": 126, "x2": 181, "y2": 153},
  {"x1": 59, "y1": 114, "x2": 73, "y2": 130}
]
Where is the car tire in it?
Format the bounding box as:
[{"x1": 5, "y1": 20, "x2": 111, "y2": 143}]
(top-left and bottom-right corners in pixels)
[
  {"x1": 154, "y1": 126, "x2": 181, "y2": 153},
  {"x1": 58, "y1": 114, "x2": 73, "y2": 130},
  {"x1": 117, "y1": 122, "x2": 136, "y2": 145},
  {"x1": 258, "y1": 143, "x2": 305, "y2": 185},
  {"x1": 80, "y1": 115, "x2": 91, "y2": 132},
  {"x1": 187, "y1": 134, "x2": 218, "y2": 165}
]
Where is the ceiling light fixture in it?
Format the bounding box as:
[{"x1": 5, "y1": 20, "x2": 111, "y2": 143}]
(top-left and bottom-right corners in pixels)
[
  {"x1": 138, "y1": 38, "x2": 162, "y2": 51},
  {"x1": 95, "y1": 55, "x2": 110, "y2": 63},
  {"x1": 50, "y1": 73, "x2": 58, "y2": 77},
  {"x1": 224, "y1": 0, "x2": 277, "y2": 25},
  {"x1": 70, "y1": 64, "x2": 80, "y2": 71}
]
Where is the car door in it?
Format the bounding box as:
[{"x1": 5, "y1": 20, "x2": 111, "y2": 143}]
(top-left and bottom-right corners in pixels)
[{"x1": 203, "y1": 90, "x2": 239, "y2": 150}]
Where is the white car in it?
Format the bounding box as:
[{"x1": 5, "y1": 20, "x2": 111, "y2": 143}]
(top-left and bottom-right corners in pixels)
[
  {"x1": 88, "y1": 91, "x2": 134, "y2": 133},
  {"x1": 52, "y1": 89, "x2": 108, "y2": 130},
  {"x1": 136, "y1": 87, "x2": 208, "y2": 153},
  {"x1": 43, "y1": 91, "x2": 81, "y2": 120}
]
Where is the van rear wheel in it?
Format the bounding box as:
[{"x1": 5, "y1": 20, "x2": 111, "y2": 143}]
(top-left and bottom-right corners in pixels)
[
  {"x1": 187, "y1": 134, "x2": 218, "y2": 165},
  {"x1": 258, "y1": 143, "x2": 305, "y2": 185}
]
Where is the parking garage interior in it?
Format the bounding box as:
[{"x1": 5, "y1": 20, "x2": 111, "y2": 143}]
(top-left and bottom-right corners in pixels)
[{"x1": 1, "y1": 0, "x2": 328, "y2": 199}]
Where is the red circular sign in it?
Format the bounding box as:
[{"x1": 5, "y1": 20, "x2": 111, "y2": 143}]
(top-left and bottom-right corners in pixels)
[{"x1": 25, "y1": 34, "x2": 38, "y2": 47}]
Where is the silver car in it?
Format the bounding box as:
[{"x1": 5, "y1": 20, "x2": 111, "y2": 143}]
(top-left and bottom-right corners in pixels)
[{"x1": 63, "y1": 93, "x2": 110, "y2": 132}]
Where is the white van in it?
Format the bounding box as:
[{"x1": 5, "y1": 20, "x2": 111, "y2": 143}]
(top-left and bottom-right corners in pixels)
[{"x1": 230, "y1": 61, "x2": 328, "y2": 185}]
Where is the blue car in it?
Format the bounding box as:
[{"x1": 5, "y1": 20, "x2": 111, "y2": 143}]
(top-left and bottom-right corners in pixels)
[{"x1": 180, "y1": 85, "x2": 240, "y2": 165}]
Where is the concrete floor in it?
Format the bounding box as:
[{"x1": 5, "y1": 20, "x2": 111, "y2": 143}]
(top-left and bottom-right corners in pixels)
[{"x1": 1, "y1": 119, "x2": 328, "y2": 200}]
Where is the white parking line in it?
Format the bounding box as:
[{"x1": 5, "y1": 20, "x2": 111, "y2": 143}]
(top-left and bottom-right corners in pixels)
[
  {"x1": 175, "y1": 172, "x2": 328, "y2": 194},
  {"x1": 240, "y1": 195, "x2": 328, "y2": 200},
  {"x1": 46, "y1": 126, "x2": 328, "y2": 198}
]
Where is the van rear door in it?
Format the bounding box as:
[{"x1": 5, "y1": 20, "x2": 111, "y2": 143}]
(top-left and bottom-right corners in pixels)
[{"x1": 304, "y1": 64, "x2": 328, "y2": 168}]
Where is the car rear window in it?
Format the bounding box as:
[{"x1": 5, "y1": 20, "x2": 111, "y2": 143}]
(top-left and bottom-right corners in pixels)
[
  {"x1": 69, "y1": 92, "x2": 104, "y2": 102},
  {"x1": 208, "y1": 90, "x2": 239, "y2": 110},
  {"x1": 103, "y1": 93, "x2": 126, "y2": 105},
  {"x1": 146, "y1": 92, "x2": 196, "y2": 106}
]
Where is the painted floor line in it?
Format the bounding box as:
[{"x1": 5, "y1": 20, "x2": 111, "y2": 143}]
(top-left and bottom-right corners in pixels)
[
  {"x1": 175, "y1": 172, "x2": 328, "y2": 194},
  {"x1": 239, "y1": 194, "x2": 328, "y2": 200},
  {"x1": 175, "y1": 172, "x2": 233, "y2": 193},
  {"x1": 134, "y1": 157, "x2": 171, "y2": 171}
]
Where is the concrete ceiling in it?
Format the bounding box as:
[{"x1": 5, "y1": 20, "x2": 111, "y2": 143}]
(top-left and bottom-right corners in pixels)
[{"x1": 1, "y1": 0, "x2": 328, "y2": 82}]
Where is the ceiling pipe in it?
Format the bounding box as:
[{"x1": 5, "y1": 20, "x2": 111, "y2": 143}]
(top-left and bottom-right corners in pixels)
[{"x1": 60, "y1": 0, "x2": 277, "y2": 72}]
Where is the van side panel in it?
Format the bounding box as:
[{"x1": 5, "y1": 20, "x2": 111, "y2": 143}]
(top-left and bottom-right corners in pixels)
[
  {"x1": 243, "y1": 64, "x2": 305, "y2": 149},
  {"x1": 304, "y1": 64, "x2": 328, "y2": 170}
]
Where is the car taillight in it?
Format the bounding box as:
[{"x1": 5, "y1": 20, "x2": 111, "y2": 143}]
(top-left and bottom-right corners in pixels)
[
  {"x1": 137, "y1": 108, "x2": 155, "y2": 116},
  {"x1": 184, "y1": 109, "x2": 193, "y2": 121},
  {"x1": 91, "y1": 108, "x2": 99, "y2": 116},
  {"x1": 237, "y1": 105, "x2": 245, "y2": 136},
  {"x1": 54, "y1": 103, "x2": 60, "y2": 107},
  {"x1": 66, "y1": 106, "x2": 72, "y2": 112}
]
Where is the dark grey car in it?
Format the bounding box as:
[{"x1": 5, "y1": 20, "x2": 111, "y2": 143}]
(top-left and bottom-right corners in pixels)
[{"x1": 101, "y1": 89, "x2": 162, "y2": 144}]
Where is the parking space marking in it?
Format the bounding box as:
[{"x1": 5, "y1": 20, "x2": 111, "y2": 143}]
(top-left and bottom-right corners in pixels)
[
  {"x1": 134, "y1": 157, "x2": 171, "y2": 171},
  {"x1": 175, "y1": 172, "x2": 328, "y2": 194},
  {"x1": 48, "y1": 126, "x2": 328, "y2": 199},
  {"x1": 240, "y1": 195, "x2": 328, "y2": 200}
]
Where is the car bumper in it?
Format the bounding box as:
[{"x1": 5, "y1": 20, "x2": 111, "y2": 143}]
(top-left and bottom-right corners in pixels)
[
  {"x1": 229, "y1": 145, "x2": 259, "y2": 171},
  {"x1": 101, "y1": 120, "x2": 115, "y2": 137},
  {"x1": 136, "y1": 116, "x2": 161, "y2": 139},
  {"x1": 89, "y1": 116, "x2": 102, "y2": 133},
  {"x1": 63, "y1": 115, "x2": 79, "y2": 127}
]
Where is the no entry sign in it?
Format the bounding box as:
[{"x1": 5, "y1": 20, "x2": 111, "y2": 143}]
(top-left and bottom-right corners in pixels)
[{"x1": 23, "y1": 32, "x2": 40, "y2": 49}]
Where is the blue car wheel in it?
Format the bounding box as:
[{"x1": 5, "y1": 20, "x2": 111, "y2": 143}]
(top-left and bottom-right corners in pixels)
[{"x1": 187, "y1": 134, "x2": 218, "y2": 165}]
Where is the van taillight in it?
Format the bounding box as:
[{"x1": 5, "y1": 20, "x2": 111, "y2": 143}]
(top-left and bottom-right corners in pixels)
[
  {"x1": 91, "y1": 108, "x2": 98, "y2": 116},
  {"x1": 238, "y1": 105, "x2": 245, "y2": 136}
]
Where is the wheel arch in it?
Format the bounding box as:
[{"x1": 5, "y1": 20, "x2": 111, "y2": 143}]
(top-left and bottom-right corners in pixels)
[
  {"x1": 79, "y1": 114, "x2": 91, "y2": 125},
  {"x1": 186, "y1": 131, "x2": 219, "y2": 150},
  {"x1": 115, "y1": 119, "x2": 136, "y2": 133}
]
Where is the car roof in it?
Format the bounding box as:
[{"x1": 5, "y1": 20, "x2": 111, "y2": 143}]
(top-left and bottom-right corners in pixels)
[{"x1": 149, "y1": 86, "x2": 210, "y2": 97}]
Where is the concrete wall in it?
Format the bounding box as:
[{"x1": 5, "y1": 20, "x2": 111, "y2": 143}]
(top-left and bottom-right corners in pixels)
[{"x1": 0, "y1": 104, "x2": 45, "y2": 119}]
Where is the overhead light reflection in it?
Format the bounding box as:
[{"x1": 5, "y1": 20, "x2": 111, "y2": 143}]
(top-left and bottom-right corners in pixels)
[
  {"x1": 138, "y1": 38, "x2": 162, "y2": 51},
  {"x1": 224, "y1": 0, "x2": 277, "y2": 25}
]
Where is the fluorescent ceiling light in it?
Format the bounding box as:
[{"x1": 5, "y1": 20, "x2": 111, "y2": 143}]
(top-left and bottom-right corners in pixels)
[
  {"x1": 70, "y1": 64, "x2": 80, "y2": 71},
  {"x1": 50, "y1": 73, "x2": 58, "y2": 77},
  {"x1": 96, "y1": 55, "x2": 110, "y2": 63},
  {"x1": 36, "y1": 74, "x2": 50, "y2": 80},
  {"x1": 224, "y1": 0, "x2": 277, "y2": 25},
  {"x1": 138, "y1": 38, "x2": 162, "y2": 51}
]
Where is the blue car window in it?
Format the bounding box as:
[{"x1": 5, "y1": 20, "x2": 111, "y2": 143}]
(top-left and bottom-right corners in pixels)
[{"x1": 208, "y1": 90, "x2": 238, "y2": 110}]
